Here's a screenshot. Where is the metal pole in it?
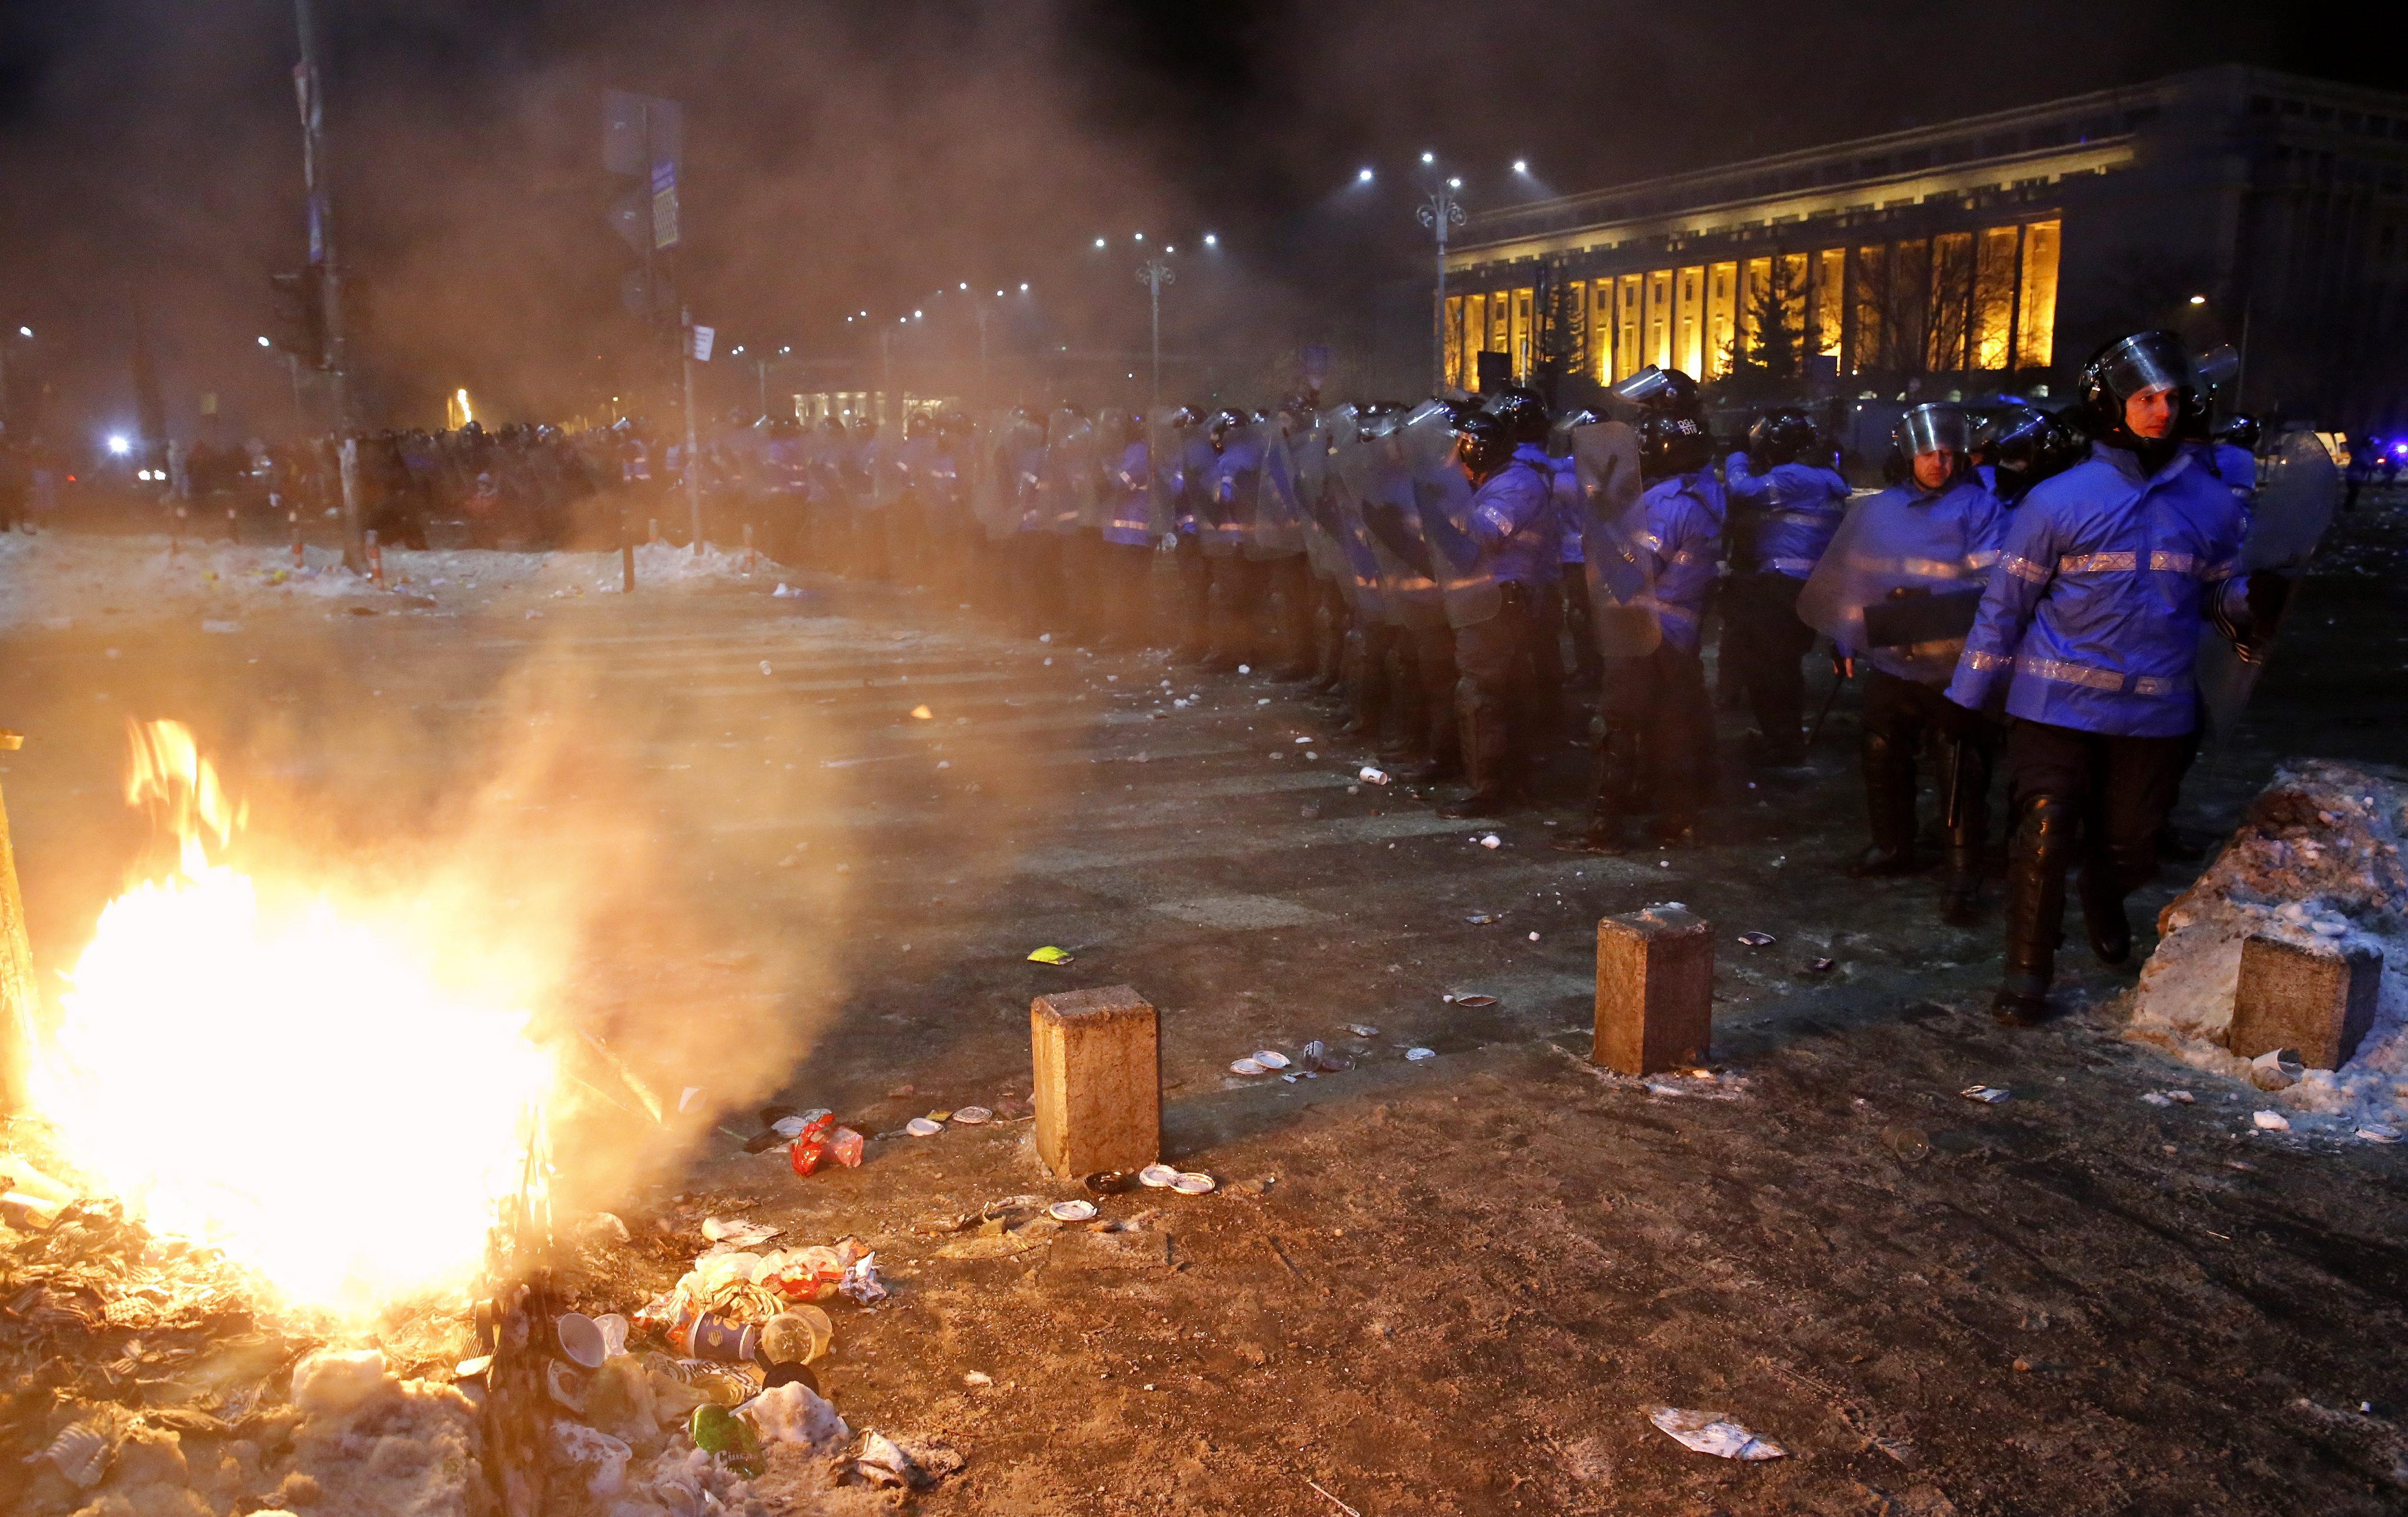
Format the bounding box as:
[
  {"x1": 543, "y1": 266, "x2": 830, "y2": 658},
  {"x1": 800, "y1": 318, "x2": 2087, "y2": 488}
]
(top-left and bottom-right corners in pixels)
[
  {"x1": 2236, "y1": 295, "x2": 2253, "y2": 412},
  {"x1": 680, "y1": 307, "x2": 703, "y2": 553},
  {"x1": 976, "y1": 305, "x2": 991, "y2": 405},
  {"x1": 755, "y1": 357, "x2": 767, "y2": 420},
  {"x1": 293, "y1": 0, "x2": 350, "y2": 433},
  {"x1": 1419, "y1": 186, "x2": 1464, "y2": 393}
]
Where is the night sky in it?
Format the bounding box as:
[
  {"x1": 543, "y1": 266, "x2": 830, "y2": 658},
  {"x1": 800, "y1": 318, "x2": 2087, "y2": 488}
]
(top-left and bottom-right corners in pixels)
[{"x1": 1, "y1": 0, "x2": 2400, "y2": 434}]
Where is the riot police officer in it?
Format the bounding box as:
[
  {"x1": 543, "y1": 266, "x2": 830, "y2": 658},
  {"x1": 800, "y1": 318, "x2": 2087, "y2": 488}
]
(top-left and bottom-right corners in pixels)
[
  {"x1": 1948, "y1": 331, "x2": 2288, "y2": 1025},
  {"x1": 1429, "y1": 410, "x2": 1556, "y2": 818},
  {"x1": 1098, "y1": 412, "x2": 1158, "y2": 646},
  {"x1": 1979, "y1": 405, "x2": 2088, "y2": 507},
  {"x1": 1723, "y1": 407, "x2": 1849, "y2": 766},
  {"x1": 1561, "y1": 407, "x2": 1724, "y2": 851},
  {"x1": 1811, "y1": 403, "x2": 2004, "y2": 923}
]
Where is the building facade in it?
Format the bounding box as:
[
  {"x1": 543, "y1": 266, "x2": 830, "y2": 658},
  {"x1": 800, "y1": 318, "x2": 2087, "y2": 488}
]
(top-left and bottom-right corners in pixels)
[{"x1": 1444, "y1": 66, "x2": 2408, "y2": 431}]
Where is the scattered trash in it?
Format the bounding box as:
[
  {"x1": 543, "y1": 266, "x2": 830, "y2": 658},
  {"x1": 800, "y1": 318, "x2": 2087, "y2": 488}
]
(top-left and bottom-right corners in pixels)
[
  {"x1": 1048, "y1": 1199, "x2": 1098, "y2": 1222},
  {"x1": 1404, "y1": 1047, "x2": 1437, "y2": 1062},
  {"x1": 1306, "y1": 1476, "x2": 1364, "y2": 1516},
  {"x1": 557, "y1": 1311, "x2": 609, "y2": 1369},
  {"x1": 1345, "y1": 1023, "x2": 1380, "y2": 1037},
  {"x1": 758, "y1": 660, "x2": 774, "y2": 676},
  {"x1": 747, "y1": 1379, "x2": 850, "y2": 1451},
  {"x1": 849, "y1": 1430, "x2": 964, "y2": 1490},
  {"x1": 1357, "y1": 765, "x2": 1393, "y2": 786},
  {"x1": 1479, "y1": 833, "x2": 1503, "y2": 849},
  {"x1": 1138, "y1": 1163, "x2": 1180, "y2": 1187},
  {"x1": 26, "y1": 1422, "x2": 111, "y2": 1488},
  {"x1": 2142, "y1": 1092, "x2": 2175, "y2": 1108},
  {"x1": 910, "y1": 704, "x2": 934, "y2": 720},
  {"x1": 1735, "y1": 931, "x2": 1777, "y2": 947},
  {"x1": 2254, "y1": 1109, "x2": 2292, "y2": 1131},
  {"x1": 701, "y1": 1217, "x2": 782, "y2": 1248},
  {"x1": 1446, "y1": 993, "x2": 1498, "y2": 1008},
  {"x1": 1960, "y1": 1085, "x2": 2011, "y2": 1104},
  {"x1": 952, "y1": 1105, "x2": 994, "y2": 1125},
  {"x1": 1883, "y1": 1125, "x2": 1931, "y2": 1164},
  {"x1": 2358, "y1": 1124, "x2": 2400, "y2": 1142},
  {"x1": 1083, "y1": 1170, "x2": 1132, "y2": 1194},
  {"x1": 1170, "y1": 1172, "x2": 1216, "y2": 1195},
  {"x1": 964, "y1": 1370, "x2": 994, "y2": 1388},
  {"x1": 1297, "y1": 1040, "x2": 1351, "y2": 1073},
  {"x1": 1465, "y1": 912, "x2": 1500, "y2": 925},
  {"x1": 1810, "y1": 957, "x2": 1837, "y2": 973},
  {"x1": 1230, "y1": 1058, "x2": 1270, "y2": 1075},
  {"x1": 2165, "y1": 1090, "x2": 2196, "y2": 1104},
  {"x1": 905, "y1": 1117, "x2": 944, "y2": 1137},
  {"x1": 1648, "y1": 1405, "x2": 1787, "y2": 1461},
  {"x1": 772, "y1": 581, "x2": 804, "y2": 597},
  {"x1": 1026, "y1": 945, "x2": 1075, "y2": 965},
  {"x1": 1253, "y1": 1050, "x2": 1292, "y2": 1070},
  {"x1": 689, "y1": 1404, "x2": 765, "y2": 1478},
  {"x1": 2249, "y1": 1047, "x2": 2305, "y2": 1092}
]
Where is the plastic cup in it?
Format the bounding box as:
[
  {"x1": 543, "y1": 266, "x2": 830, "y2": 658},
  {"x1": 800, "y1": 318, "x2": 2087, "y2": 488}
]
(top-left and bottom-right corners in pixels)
[{"x1": 556, "y1": 1312, "x2": 608, "y2": 1369}]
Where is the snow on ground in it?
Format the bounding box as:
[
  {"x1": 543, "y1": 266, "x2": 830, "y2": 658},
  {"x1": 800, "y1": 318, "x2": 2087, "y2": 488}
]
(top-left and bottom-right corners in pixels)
[
  {"x1": 2129, "y1": 759, "x2": 2408, "y2": 1138},
  {"x1": 0, "y1": 529, "x2": 782, "y2": 631}
]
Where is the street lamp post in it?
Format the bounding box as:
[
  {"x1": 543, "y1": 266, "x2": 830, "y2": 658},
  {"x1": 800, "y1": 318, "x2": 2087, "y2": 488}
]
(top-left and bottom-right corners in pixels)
[
  {"x1": 1135, "y1": 255, "x2": 1174, "y2": 419},
  {"x1": 1419, "y1": 181, "x2": 1466, "y2": 393}
]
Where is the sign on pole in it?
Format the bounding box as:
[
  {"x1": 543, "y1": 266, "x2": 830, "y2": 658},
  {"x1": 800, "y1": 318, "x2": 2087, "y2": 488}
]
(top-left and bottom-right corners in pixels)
[
  {"x1": 650, "y1": 162, "x2": 680, "y2": 250},
  {"x1": 690, "y1": 325, "x2": 714, "y2": 362}
]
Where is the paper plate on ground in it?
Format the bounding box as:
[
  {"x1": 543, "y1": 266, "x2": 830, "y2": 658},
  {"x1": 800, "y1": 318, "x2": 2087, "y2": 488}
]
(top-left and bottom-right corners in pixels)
[
  {"x1": 1229, "y1": 1058, "x2": 1269, "y2": 1076},
  {"x1": 952, "y1": 1106, "x2": 992, "y2": 1125},
  {"x1": 1048, "y1": 1199, "x2": 1098, "y2": 1222},
  {"x1": 1138, "y1": 1163, "x2": 1180, "y2": 1188},
  {"x1": 1252, "y1": 1050, "x2": 1291, "y2": 1069},
  {"x1": 1170, "y1": 1172, "x2": 1216, "y2": 1195},
  {"x1": 905, "y1": 1117, "x2": 944, "y2": 1137}
]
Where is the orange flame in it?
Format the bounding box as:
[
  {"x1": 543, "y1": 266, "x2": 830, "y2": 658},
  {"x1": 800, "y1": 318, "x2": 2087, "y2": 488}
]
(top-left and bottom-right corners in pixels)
[{"x1": 26, "y1": 721, "x2": 556, "y2": 1322}]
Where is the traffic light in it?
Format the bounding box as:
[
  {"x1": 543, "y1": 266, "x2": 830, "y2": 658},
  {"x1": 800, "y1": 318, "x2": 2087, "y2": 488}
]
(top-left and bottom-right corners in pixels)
[{"x1": 268, "y1": 269, "x2": 326, "y2": 367}]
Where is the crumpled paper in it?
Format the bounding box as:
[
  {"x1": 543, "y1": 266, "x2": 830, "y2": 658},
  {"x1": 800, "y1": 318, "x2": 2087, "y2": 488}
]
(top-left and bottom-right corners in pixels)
[{"x1": 1648, "y1": 1406, "x2": 1787, "y2": 1461}]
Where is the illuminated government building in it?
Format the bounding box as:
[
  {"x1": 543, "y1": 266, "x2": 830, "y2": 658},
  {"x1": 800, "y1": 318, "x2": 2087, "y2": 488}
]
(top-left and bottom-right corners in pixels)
[{"x1": 1442, "y1": 66, "x2": 2408, "y2": 431}]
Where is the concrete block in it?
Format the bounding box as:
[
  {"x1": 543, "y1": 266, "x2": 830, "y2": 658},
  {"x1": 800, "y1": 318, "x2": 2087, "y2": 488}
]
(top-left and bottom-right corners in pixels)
[
  {"x1": 1031, "y1": 984, "x2": 1159, "y2": 1179},
  {"x1": 1594, "y1": 905, "x2": 1713, "y2": 1076},
  {"x1": 2230, "y1": 932, "x2": 2382, "y2": 1071}
]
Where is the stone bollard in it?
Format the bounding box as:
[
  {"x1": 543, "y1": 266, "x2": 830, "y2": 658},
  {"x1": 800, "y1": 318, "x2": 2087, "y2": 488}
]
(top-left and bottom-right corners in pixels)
[
  {"x1": 2229, "y1": 931, "x2": 2383, "y2": 1071},
  {"x1": 1594, "y1": 904, "x2": 1714, "y2": 1076},
  {"x1": 1031, "y1": 985, "x2": 1160, "y2": 1179}
]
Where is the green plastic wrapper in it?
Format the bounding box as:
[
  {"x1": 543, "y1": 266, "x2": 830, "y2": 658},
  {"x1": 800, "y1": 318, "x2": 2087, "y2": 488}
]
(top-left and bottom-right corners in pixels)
[{"x1": 689, "y1": 1403, "x2": 765, "y2": 1478}]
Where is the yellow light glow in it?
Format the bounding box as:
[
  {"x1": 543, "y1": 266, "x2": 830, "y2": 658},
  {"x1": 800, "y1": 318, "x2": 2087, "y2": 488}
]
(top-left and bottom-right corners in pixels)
[{"x1": 28, "y1": 721, "x2": 554, "y2": 1322}]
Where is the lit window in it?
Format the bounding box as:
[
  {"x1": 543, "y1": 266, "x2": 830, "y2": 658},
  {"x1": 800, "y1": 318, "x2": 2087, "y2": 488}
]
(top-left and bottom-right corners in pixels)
[
  {"x1": 1675, "y1": 266, "x2": 1704, "y2": 377},
  {"x1": 1815, "y1": 249, "x2": 1845, "y2": 359},
  {"x1": 2015, "y1": 220, "x2": 2061, "y2": 370},
  {"x1": 1972, "y1": 226, "x2": 2019, "y2": 369}
]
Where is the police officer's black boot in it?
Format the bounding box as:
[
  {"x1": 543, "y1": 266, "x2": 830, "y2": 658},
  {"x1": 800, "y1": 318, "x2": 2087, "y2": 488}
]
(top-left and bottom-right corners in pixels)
[
  {"x1": 1558, "y1": 729, "x2": 1640, "y2": 853},
  {"x1": 1994, "y1": 792, "x2": 2075, "y2": 1026},
  {"x1": 1941, "y1": 838, "x2": 1982, "y2": 927},
  {"x1": 1439, "y1": 696, "x2": 1515, "y2": 819},
  {"x1": 2079, "y1": 843, "x2": 2145, "y2": 966},
  {"x1": 1847, "y1": 730, "x2": 1922, "y2": 877}
]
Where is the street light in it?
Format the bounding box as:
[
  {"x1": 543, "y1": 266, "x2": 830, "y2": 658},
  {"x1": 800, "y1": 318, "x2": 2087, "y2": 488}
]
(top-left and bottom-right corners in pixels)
[
  {"x1": 2188, "y1": 294, "x2": 2207, "y2": 306},
  {"x1": 1357, "y1": 167, "x2": 1374, "y2": 183},
  {"x1": 1419, "y1": 166, "x2": 1467, "y2": 392},
  {"x1": 1202, "y1": 232, "x2": 1218, "y2": 248},
  {"x1": 106, "y1": 434, "x2": 131, "y2": 456},
  {"x1": 256, "y1": 335, "x2": 271, "y2": 347},
  {"x1": 1512, "y1": 159, "x2": 1529, "y2": 176},
  {"x1": 1136, "y1": 251, "x2": 1175, "y2": 420}
]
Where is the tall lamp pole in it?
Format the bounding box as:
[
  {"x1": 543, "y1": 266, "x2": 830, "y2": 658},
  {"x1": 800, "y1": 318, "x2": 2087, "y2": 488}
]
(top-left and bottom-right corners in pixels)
[
  {"x1": 1419, "y1": 179, "x2": 1466, "y2": 393},
  {"x1": 1136, "y1": 255, "x2": 1174, "y2": 419}
]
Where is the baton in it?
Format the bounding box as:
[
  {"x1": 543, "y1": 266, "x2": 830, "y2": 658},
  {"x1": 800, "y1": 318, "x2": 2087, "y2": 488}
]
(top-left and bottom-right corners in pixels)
[
  {"x1": 1803, "y1": 659, "x2": 1847, "y2": 750},
  {"x1": 1943, "y1": 732, "x2": 1971, "y2": 833}
]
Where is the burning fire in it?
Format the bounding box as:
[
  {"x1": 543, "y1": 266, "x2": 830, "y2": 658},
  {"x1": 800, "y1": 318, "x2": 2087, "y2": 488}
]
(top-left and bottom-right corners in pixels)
[{"x1": 26, "y1": 720, "x2": 556, "y2": 1321}]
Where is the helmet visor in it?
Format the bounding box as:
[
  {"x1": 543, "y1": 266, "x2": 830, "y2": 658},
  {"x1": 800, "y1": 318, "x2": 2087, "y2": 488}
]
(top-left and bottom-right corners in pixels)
[
  {"x1": 2099, "y1": 331, "x2": 2196, "y2": 402},
  {"x1": 1898, "y1": 403, "x2": 1971, "y2": 458},
  {"x1": 1610, "y1": 366, "x2": 1671, "y2": 405}
]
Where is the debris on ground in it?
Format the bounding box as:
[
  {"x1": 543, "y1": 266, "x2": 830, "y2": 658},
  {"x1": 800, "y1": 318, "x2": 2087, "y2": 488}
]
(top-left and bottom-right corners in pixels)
[
  {"x1": 1647, "y1": 1405, "x2": 1788, "y2": 1460},
  {"x1": 2131, "y1": 761, "x2": 2408, "y2": 1133}
]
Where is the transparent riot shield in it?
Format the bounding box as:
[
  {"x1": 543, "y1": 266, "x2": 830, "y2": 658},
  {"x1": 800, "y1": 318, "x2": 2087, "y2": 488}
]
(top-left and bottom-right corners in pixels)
[
  {"x1": 865, "y1": 420, "x2": 904, "y2": 510},
  {"x1": 2198, "y1": 429, "x2": 2344, "y2": 739},
  {"x1": 1201, "y1": 418, "x2": 1263, "y2": 559},
  {"x1": 1295, "y1": 409, "x2": 1350, "y2": 588},
  {"x1": 1797, "y1": 493, "x2": 1986, "y2": 681},
  {"x1": 1045, "y1": 409, "x2": 1098, "y2": 534},
  {"x1": 1251, "y1": 419, "x2": 1308, "y2": 560},
  {"x1": 1396, "y1": 402, "x2": 1499, "y2": 629},
  {"x1": 1570, "y1": 419, "x2": 1661, "y2": 657},
  {"x1": 1357, "y1": 415, "x2": 1443, "y2": 628}
]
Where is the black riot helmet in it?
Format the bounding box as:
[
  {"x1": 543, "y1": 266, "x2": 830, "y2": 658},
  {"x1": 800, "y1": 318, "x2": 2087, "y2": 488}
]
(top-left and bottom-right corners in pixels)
[
  {"x1": 1122, "y1": 412, "x2": 1146, "y2": 445},
  {"x1": 1166, "y1": 405, "x2": 1202, "y2": 429},
  {"x1": 2074, "y1": 330, "x2": 2210, "y2": 456},
  {"x1": 1982, "y1": 405, "x2": 2085, "y2": 506},
  {"x1": 1893, "y1": 403, "x2": 1973, "y2": 485},
  {"x1": 1485, "y1": 386, "x2": 1550, "y2": 446},
  {"x1": 1547, "y1": 407, "x2": 1597, "y2": 457},
  {"x1": 1746, "y1": 407, "x2": 1822, "y2": 469},
  {"x1": 1611, "y1": 365, "x2": 1703, "y2": 419},
  {"x1": 1635, "y1": 413, "x2": 1714, "y2": 483},
  {"x1": 2216, "y1": 412, "x2": 2261, "y2": 452},
  {"x1": 1452, "y1": 412, "x2": 1511, "y2": 479},
  {"x1": 906, "y1": 412, "x2": 933, "y2": 440},
  {"x1": 937, "y1": 409, "x2": 971, "y2": 439},
  {"x1": 1207, "y1": 409, "x2": 1242, "y2": 453}
]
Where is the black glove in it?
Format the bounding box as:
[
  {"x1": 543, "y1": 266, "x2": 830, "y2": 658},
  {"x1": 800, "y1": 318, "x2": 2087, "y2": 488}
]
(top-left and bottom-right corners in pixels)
[{"x1": 2245, "y1": 570, "x2": 2293, "y2": 633}]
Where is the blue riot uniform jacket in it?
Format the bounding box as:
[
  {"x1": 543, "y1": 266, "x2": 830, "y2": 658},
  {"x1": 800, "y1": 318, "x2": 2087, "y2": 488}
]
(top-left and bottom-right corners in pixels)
[
  {"x1": 1464, "y1": 448, "x2": 1558, "y2": 588},
  {"x1": 1632, "y1": 470, "x2": 1724, "y2": 653},
  {"x1": 1103, "y1": 440, "x2": 1153, "y2": 545},
  {"x1": 1946, "y1": 442, "x2": 2250, "y2": 737},
  {"x1": 1727, "y1": 456, "x2": 1850, "y2": 579}
]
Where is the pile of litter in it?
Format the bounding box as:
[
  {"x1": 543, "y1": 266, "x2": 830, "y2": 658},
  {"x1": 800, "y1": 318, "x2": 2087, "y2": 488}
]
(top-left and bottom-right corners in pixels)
[{"x1": 2129, "y1": 760, "x2": 2408, "y2": 1134}]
